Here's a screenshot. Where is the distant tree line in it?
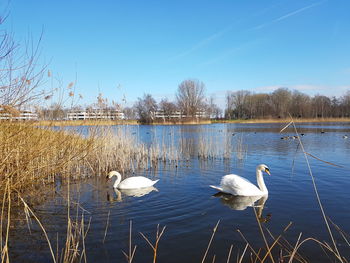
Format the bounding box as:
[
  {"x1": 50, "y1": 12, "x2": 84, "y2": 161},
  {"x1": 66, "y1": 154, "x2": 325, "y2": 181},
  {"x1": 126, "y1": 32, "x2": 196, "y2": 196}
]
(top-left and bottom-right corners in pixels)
[
  {"x1": 225, "y1": 88, "x2": 350, "y2": 119},
  {"x1": 36, "y1": 80, "x2": 350, "y2": 122},
  {"x1": 128, "y1": 85, "x2": 350, "y2": 122}
]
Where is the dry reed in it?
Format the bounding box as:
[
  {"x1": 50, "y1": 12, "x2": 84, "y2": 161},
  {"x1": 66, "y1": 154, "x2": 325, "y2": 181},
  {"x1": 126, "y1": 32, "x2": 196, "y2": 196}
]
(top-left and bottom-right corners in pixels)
[
  {"x1": 139, "y1": 224, "x2": 166, "y2": 263},
  {"x1": 122, "y1": 220, "x2": 137, "y2": 263},
  {"x1": 201, "y1": 220, "x2": 220, "y2": 263},
  {"x1": 198, "y1": 129, "x2": 233, "y2": 160}
]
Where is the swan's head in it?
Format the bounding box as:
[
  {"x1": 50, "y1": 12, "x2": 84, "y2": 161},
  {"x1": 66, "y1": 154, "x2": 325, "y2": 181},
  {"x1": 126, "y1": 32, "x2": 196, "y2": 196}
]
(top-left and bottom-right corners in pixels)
[
  {"x1": 257, "y1": 164, "x2": 271, "y2": 175},
  {"x1": 107, "y1": 171, "x2": 122, "y2": 179}
]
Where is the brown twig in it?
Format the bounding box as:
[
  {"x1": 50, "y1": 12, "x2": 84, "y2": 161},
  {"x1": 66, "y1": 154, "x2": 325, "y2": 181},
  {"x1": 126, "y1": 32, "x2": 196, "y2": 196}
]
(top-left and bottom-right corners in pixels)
[
  {"x1": 201, "y1": 220, "x2": 220, "y2": 263},
  {"x1": 140, "y1": 224, "x2": 166, "y2": 263},
  {"x1": 102, "y1": 210, "x2": 110, "y2": 244},
  {"x1": 122, "y1": 220, "x2": 137, "y2": 263}
]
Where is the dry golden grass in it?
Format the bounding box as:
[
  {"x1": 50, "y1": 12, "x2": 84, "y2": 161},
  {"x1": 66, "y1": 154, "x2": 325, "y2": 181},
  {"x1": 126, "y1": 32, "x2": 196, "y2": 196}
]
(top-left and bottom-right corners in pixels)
[
  {"x1": 0, "y1": 121, "x2": 190, "y2": 199},
  {"x1": 0, "y1": 122, "x2": 126, "y2": 262},
  {"x1": 0, "y1": 123, "x2": 141, "y2": 198},
  {"x1": 0, "y1": 122, "x2": 95, "y2": 194}
]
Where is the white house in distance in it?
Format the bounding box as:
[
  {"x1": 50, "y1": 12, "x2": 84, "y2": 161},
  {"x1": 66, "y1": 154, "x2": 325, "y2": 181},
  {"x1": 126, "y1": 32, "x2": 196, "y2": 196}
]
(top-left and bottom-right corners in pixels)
[
  {"x1": 0, "y1": 108, "x2": 38, "y2": 121},
  {"x1": 154, "y1": 110, "x2": 209, "y2": 120},
  {"x1": 67, "y1": 109, "x2": 125, "y2": 120}
]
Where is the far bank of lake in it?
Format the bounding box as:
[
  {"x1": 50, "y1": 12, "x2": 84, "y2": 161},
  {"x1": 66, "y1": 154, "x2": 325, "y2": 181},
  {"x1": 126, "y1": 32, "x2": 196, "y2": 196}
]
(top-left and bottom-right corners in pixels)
[{"x1": 35, "y1": 117, "x2": 350, "y2": 127}]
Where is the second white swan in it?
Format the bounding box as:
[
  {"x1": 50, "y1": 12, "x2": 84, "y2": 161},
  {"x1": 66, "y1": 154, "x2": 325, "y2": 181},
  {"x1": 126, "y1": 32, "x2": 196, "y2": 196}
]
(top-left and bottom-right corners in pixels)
[
  {"x1": 107, "y1": 171, "x2": 159, "y2": 189},
  {"x1": 209, "y1": 164, "x2": 271, "y2": 196}
]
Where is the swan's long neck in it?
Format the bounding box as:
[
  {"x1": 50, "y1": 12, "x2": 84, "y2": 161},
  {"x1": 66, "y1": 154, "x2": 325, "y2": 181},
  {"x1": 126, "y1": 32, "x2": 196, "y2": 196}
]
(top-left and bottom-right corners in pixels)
[
  {"x1": 113, "y1": 173, "x2": 122, "y2": 188},
  {"x1": 256, "y1": 168, "x2": 268, "y2": 194}
]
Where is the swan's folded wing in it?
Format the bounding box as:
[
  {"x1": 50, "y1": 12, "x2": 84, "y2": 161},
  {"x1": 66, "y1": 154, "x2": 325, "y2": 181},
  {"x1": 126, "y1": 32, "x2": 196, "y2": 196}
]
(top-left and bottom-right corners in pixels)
[{"x1": 221, "y1": 174, "x2": 261, "y2": 196}]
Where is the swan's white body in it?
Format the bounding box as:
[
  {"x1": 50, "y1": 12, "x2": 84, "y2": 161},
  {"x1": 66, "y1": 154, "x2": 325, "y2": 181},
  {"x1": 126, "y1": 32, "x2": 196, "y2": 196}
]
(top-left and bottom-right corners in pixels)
[
  {"x1": 108, "y1": 171, "x2": 159, "y2": 189},
  {"x1": 210, "y1": 164, "x2": 270, "y2": 196}
]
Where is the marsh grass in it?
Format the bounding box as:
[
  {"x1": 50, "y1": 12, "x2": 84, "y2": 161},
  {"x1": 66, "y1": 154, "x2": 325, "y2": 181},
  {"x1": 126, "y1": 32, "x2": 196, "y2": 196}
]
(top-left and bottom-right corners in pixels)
[
  {"x1": 234, "y1": 135, "x2": 247, "y2": 162},
  {"x1": 198, "y1": 129, "x2": 244, "y2": 161},
  {"x1": 0, "y1": 122, "x2": 95, "y2": 193},
  {"x1": 198, "y1": 129, "x2": 232, "y2": 160},
  {"x1": 0, "y1": 122, "x2": 144, "y2": 262},
  {"x1": 0, "y1": 122, "x2": 190, "y2": 197},
  {"x1": 0, "y1": 177, "x2": 90, "y2": 263}
]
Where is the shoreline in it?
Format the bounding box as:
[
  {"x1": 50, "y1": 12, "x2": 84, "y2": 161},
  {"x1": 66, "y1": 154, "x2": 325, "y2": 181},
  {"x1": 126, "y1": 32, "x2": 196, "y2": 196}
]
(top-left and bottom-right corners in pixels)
[
  {"x1": 30, "y1": 117, "x2": 350, "y2": 127},
  {"x1": 213, "y1": 117, "x2": 350, "y2": 124}
]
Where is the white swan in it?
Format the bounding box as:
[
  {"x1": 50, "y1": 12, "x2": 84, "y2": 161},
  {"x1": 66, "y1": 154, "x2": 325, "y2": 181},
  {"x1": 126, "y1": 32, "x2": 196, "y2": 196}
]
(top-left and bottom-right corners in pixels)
[
  {"x1": 209, "y1": 164, "x2": 270, "y2": 196},
  {"x1": 107, "y1": 171, "x2": 159, "y2": 189}
]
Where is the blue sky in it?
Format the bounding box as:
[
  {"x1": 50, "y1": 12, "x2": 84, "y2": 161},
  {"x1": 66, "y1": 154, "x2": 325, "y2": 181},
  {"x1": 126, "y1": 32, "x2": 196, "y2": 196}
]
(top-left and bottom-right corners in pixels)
[{"x1": 4, "y1": 0, "x2": 350, "y2": 108}]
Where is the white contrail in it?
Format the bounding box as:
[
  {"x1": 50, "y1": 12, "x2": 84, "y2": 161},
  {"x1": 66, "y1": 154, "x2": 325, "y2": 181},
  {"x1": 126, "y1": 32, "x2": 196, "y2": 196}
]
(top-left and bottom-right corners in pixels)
[
  {"x1": 168, "y1": 25, "x2": 233, "y2": 61},
  {"x1": 168, "y1": 2, "x2": 280, "y2": 61},
  {"x1": 253, "y1": 0, "x2": 325, "y2": 30},
  {"x1": 169, "y1": 1, "x2": 325, "y2": 61},
  {"x1": 275, "y1": 1, "x2": 324, "y2": 22}
]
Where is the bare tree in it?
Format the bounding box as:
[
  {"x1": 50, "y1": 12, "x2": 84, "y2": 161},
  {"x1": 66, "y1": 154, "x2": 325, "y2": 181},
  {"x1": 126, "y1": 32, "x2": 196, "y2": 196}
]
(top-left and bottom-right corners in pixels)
[
  {"x1": 330, "y1": 96, "x2": 341, "y2": 118},
  {"x1": 312, "y1": 95, "x2": 331, "y2": 118},
  {"x1": 225, "y1": 90, "x2": 250, "y2": 119},
  {"x1": 248, "y1": 93, "x2": 272, "y2": 118},
  {"x1": 134, "y1": 93, "x2": 158, "y2": 123},
  {"x1": 159, "y1": 98, "x2": 178, "y2": 120},
  {"x1": 340, "y1": 90, "x2": 350, "y2": 117},
  {"x1": 204, "y1": 95, "x2": 221, "y2": 119},
  {"x1": 234, "y1": 90, "x2": 250, "y2": 119},
  {"x1": 0, "y1": 12, "x2": 47, "y2": 110},
  {"x1": 271, "y1": 88, "x2": 292, "y2": 118},
  {"x1": 176, "y1": 79, "x2": 205, "y2": 118},
  {"x1": 225, "y1": 91, "x2": 234, "y2": 119},
  {"x1": 49, "y1": 102, "x2": 65, "y2": 120},
  {"x1": 123, "y1": 106, "x2": 137, "y2": 120},
  {"x1": 289, "y1": 90, "x2": 311, "y2": 118}
]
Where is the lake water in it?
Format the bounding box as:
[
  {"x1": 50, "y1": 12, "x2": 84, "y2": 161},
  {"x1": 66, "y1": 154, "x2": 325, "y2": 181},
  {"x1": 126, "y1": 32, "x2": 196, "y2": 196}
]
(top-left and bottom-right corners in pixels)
[{"x1": 10, "y1": 122, "x2": 350, "y2": 262}]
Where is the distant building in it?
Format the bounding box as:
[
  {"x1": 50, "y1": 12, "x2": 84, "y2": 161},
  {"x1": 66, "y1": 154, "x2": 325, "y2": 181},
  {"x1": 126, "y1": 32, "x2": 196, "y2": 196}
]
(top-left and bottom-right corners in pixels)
[
  {"x1": 154, "y1": 110, "x2": 209, "y2": 120},
  {"x1": 0, "y1": 110, "x2": 38, "y2": 121},
  {"x1": 67, "y1": 110, "x2": 125, "y2": 120},
  {"x1": 155, "y1": 110, "x2": 182, "y2": 119}
]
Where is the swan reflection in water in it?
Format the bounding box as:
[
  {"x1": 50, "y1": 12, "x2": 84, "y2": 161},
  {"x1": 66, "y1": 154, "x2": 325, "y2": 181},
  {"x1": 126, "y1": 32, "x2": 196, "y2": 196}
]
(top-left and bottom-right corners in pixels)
[
  {"x1": 213, "y1": 193, "x2": 271, "y2": 222},
  {"x1": 107, "y1": 186, "x2": 158, "y2": 202}
]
